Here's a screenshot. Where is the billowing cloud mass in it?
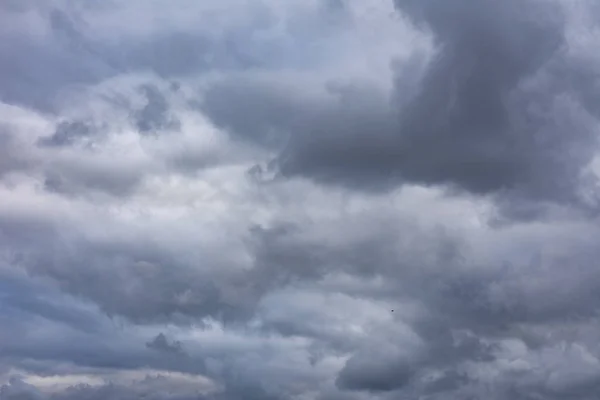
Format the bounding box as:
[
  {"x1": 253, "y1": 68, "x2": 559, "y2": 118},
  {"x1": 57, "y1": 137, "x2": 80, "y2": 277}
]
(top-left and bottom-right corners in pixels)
[{"x1": 1, "y1": 0, "x2": 600, "y2": 399}]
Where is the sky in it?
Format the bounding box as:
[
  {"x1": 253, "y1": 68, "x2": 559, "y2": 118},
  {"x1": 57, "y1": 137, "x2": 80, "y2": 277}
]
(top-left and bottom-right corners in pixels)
[{"x1": 1, "y1": 0, "x2": 600, "y2": 399}]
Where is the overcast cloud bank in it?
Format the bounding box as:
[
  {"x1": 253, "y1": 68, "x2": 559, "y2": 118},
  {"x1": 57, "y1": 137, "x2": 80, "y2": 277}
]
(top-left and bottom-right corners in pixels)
[{"x1": 1, "y1": 0, "x2": 600, "y2": 399}]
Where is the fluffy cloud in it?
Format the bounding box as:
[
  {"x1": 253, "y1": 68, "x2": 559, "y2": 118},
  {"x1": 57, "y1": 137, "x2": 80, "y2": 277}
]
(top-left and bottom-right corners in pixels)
[{"x1": 1, "y1": 0, "x2": 600, "y2": 399}]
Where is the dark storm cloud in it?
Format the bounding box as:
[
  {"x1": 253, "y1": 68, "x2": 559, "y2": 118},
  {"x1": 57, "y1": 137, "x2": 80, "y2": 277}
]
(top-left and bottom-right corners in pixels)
[
  {"x1": 388, "y1": 0, "x2": 565, "y2": 192},
  {"x1": 200, "y1": 0, "x2": 600, "y2": 212}
]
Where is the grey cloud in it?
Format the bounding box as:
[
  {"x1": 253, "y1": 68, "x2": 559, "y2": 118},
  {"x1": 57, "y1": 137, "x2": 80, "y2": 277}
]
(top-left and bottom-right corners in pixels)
[
  {"x1": 0, "y1": 211, "x2": 363, "y2": 329},
  {"x1": 0, "y1": 267, "x2": 290, "y2": 400},
  {"x1": 36, "y1": 84, "x2": 180, "y2": 149},
  {"x1": 1, "y1": 376, "x2": 214, "y2": 400},
  {"x1": 200, "y1": 77, "x2": 308, "y2": 149},
  {"x1": 336, "y1": 349, "x2": 415, "y2": 392},
  {"x1": 5, "y1": 170, "x2": 600, "y2": 398},
  {"x1": 388, "y1": 0, "x2": 565, "y2": 193},
  {"x1": 0, "y1": 210, "x2": 256, "y2": 324},
  {"x1": 199, "y1": 0, "x2": 600, "y2": 214},
  {"x1": 37, "y1": 120, "x2": 93, "y2": 148},
  {"x1": 392, "y1": 0, "x2": 597, "y2": 208},
  {"x1": 0, "y1": 268, "x2": 204, "y2": 378},
  {"x1": 42, "y1": 163, "x2": 143, "y2": 198},
  {"x1": 1, "y1": 78, "x2": 259, "y2": 199},
  {"x1": 0, "y1": 1, "x2": 318, "y2": 113},
  {"x1": 245, "y1": 215, "x2": 600, "y2": 397},
  {"x1": 134, "y1": 84, "x2": 181, "y2": 134},
  {"x1": 0, "y1": 131, "x2": 33, "y2": 177},
  {"x1": 0, "y1": 378, "x2": 45, "y2": 400},
  {"x1": 1, "y1": 122, "x2": 146, "y2": 199},
  {"x1": 146, "y1": 333, "x2": 185, "y2": 355},
  {"x1": 202, "y1": 77, "x2": 403, "y2": 191},
  {"x1": 0, "y1": 7, "x2": 115, "y2": 112},
  {"x1": 0, "y1": 268, "x2": 105, "y2": 335},
  {"x1": 4, "y1": 0, "x2": 600, "y2": 399},
  {"x1": 26, "y1": 248, "x2": 238, "y2": 324}
]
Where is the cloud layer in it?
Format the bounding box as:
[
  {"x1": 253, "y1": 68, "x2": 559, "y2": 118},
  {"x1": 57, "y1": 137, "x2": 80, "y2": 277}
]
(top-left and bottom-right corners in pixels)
[{"x1": 1, "y1": 0, "x2": 600, "y2": 399}]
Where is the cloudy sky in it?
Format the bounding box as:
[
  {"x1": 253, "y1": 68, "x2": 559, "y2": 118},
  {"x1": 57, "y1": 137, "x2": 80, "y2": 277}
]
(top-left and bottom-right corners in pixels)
[{"x1": 1, "y1": 0, "x2": 600, "y2": 399}]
